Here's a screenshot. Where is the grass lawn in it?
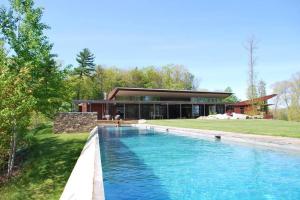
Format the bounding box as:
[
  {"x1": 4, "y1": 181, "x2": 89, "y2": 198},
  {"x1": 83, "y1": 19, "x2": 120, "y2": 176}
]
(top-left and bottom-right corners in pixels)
[
  {"x1": 0, "y1": 125, "x2": 88, "y2": 200},
  {"x1": 148, "y1": 119, "x2": 300, "y2": 138}
]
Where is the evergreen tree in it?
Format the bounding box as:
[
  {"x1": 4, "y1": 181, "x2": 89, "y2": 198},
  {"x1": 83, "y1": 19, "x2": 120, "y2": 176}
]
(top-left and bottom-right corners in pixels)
[
  {"x1": 74, "y1": 48, "x2": 95, "y2": 78},
  {"x1": 74, "y1": 48, "x2": 95, "y2": 99}
]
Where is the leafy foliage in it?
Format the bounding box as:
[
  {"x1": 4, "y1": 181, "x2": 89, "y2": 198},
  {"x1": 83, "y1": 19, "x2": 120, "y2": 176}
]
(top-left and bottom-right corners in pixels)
[
  {"x1": 69, "y1": 64, "x2": 200, "y2": 100},
  {"x1": 0, "y1": 65, "x2": 36, "y2": 175},
  {"x1": 0, "y1": 0, "x2": 70, "y2": 118},
  {"x1": 0, "y1": 0, "x2": 69, "y2": 177},
  {"x1": 272, "y1": 72, "x2": 300, "y2": 121},
  {"x1": 223, "y1": 87, "x2": 239, "y2": 103}
]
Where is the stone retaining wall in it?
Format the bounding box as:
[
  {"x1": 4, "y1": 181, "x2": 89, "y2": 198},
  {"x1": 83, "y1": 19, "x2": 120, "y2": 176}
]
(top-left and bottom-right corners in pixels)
[{"x1": 54, "y1": 112, "x2": 98, "y2": 133}]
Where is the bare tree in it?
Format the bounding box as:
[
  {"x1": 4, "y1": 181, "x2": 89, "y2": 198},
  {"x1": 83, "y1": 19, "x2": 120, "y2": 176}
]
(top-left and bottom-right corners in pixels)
[
  {"x1": 245, "y1": 35, "x2": 259, "y2": 115},
  {"x1": 257, "y1": 80, "x2": 266, "y2": 97},
  {"x1": 245, "y1": 35, "x2": 259, "y2": 100}
]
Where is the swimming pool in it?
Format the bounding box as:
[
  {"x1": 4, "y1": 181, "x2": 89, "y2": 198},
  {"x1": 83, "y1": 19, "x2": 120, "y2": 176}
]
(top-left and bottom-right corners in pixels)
[{"x1": 99, "y1": 126, "x2": 300, "y2": 200}]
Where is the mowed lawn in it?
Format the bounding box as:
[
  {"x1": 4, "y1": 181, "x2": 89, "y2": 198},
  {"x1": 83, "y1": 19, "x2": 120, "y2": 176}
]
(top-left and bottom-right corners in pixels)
[
  {"x1": 0, "y1": 126, "x2": 88, "y2": 200},
  {"x1": 148, "y1": 119, "x2": 300, "y2": 138}
]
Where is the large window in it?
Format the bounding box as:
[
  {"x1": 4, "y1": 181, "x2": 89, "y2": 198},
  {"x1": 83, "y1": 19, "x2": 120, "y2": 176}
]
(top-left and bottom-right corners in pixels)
[
  {"x1": 141, "y1": 104, "x2": 153, "y2": 119},
  {"x1": 154, "y1": 104, "x2": 167, "y2": 119},
  {"x1": 216, "y1": 105, "x2": 225, "y2": 114},
  {"x1": 182, "y1": 104, "x2": 192, "y2": 118},
  {"x1": 208, "y1": 105, "x2": 216, "y2": 115},
  {"x1": 192, "y1": 105, "x2": 205, "y2": 117},
  {"x1": 125, "y1": 104, "x2": 139, "y2": 119},
  {"x1": 169, "y1": 105, "x2": 180, "y2": 119}
]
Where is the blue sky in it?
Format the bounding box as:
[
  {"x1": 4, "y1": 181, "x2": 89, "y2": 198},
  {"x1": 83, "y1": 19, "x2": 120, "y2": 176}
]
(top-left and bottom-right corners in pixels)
[{"x1": 3, "y1": 0, "x2": 300, "y2": 99}]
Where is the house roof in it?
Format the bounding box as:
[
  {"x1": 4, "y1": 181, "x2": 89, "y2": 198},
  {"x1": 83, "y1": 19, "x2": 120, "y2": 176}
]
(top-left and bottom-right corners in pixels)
[
  {"x1": 107, "y1": 87, "x2": 232, "y2": 100},
  {"x1": 234, "y1": 94, "x2": 277, "y2": 106}
]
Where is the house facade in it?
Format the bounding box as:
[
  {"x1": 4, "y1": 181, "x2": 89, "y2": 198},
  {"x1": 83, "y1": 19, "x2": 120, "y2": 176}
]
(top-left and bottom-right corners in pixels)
[
  {"x1": 73, "y1": 87, "x2": 276, "y2": 120},
  {"x1": 231, "y1": 94, "x2": 277, "y2": 118}
]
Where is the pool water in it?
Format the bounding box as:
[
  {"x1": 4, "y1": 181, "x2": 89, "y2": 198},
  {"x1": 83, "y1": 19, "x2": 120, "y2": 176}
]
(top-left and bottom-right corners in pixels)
[{"x1": 99, "y1": 127, "x2": 300, "y2": 200}]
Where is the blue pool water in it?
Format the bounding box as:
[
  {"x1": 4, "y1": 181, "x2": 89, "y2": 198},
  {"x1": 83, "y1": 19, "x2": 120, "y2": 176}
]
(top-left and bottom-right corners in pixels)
[{"x1": 99, "y1": 127, "x2": 300, "y2": 200}]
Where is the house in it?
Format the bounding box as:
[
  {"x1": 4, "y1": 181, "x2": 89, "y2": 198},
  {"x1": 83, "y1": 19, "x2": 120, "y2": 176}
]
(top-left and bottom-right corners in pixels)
[
  {"x1": 73, "y1": 87, "x2": 276, "y2": 120},
  {"x1": 230, "y1": 94, "x2": 277, "y2": 118}
]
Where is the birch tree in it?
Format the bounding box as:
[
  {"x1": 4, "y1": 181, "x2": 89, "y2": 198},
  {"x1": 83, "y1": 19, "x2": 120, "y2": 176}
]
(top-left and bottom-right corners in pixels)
[
  {"x1": 0, "y1": 66, "x2": 35, "y2": 177},
  {"x1": 0, "y1": 0, "x2": 68, "y2": 118}
]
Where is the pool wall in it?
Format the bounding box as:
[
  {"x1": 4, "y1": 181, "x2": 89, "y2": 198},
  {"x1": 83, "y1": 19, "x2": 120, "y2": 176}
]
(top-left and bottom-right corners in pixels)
[{"x1": 60, "y1": 126, "x2": 105, "y2": 200}]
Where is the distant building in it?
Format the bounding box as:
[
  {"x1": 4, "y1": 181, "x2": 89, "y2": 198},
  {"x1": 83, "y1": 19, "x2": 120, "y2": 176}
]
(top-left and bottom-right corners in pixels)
[
  {"x1": 73, "y1": 87, "x2": 276, "y2": 120},
  {"x1": 230, "y1": 94, "x2": 277, "y2": 118}
]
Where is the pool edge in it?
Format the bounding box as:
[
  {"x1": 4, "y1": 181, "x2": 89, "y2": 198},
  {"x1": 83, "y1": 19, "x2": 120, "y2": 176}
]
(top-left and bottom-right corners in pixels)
[
  {"x1": 134, "y1": 124, "x2": 300, "y2": 154},
  {"x1": 60, "y1": 126, "x2": 105, "y2": 200}
]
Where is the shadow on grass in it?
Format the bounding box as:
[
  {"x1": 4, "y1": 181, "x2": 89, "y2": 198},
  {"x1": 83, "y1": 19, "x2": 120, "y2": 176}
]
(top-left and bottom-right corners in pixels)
[{"x1": 1, "y1": 133, "x2": 87, "y2": 200}]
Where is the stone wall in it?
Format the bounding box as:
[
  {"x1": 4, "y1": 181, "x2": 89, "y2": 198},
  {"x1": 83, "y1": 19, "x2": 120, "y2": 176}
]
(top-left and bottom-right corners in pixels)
[{"x1": 54, "y1": 112, "x2": 98, "y2": 133}]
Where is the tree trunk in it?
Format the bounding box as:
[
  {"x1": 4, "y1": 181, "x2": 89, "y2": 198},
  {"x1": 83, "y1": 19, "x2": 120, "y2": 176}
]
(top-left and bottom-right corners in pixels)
[{"x1": 7, "y1": 122, "x2": 17, "y2": 178}]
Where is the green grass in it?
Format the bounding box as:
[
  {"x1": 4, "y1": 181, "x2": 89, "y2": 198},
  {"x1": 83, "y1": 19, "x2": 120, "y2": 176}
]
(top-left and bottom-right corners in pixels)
[
  {"x1": 0, "y1": 125, "x2": 88, "y2": 200},
  {"x1": 148, "y1": 119, "x2": 300, "y2": 138}
]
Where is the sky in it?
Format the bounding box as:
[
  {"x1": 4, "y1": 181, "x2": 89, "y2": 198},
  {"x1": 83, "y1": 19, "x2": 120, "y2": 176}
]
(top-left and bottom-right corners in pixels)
[{"x1": 2, "y1": 0, "x2": 300, "y2": 100}]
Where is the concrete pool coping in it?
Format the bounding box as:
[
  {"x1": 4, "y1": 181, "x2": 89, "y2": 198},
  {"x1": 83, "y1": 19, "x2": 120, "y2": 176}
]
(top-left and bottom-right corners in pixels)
[
  {"x1": 60, "y1": 126, "x2": 105, "y2": 200},
  {"x1": 134, "y1": 124, "x2": 300, "y2": 154}
]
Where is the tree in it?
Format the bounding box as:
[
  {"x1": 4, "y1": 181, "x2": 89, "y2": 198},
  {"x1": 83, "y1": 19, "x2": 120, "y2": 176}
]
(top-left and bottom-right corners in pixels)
[
  {"x1": 74, "y1": 48, "x2": 95, "y2": 77},
  {"x1": 245, "y1": 35, "x2": 259, "y2": 115},
  {"x1": 272, "y1": 80, "x2": 291, "y2": 120},
  {"x1": 0, "y1": 0, "x2": 70, "y2": 177},
  {"x1": 289, "y1": 73, "x2": 300, "y2": 121},
  {"x1": 67, "y1": 63, "x2": 201, "y2": 100},
  {"x1": 257, "y1": 80, "x2": 266, "y2": 97},
  {"x1": 143, "y1": 66, "x2": 163, "y2": 88},
  {"x1": 74, "y1": 48, "x2": 95, "y2": 99},
  {"x1": 223, "y1": 87, "x2": 239, "y2": 103},
  {"x1": 0, "y1": 0, "x2": 68, "y2": 118},
  {"x1": 93, "y1": 65, "x2": 105, "y2": 99},
  {"x1": 0, "y1": 65, "x2": 36, "y2": 177},
  {"x1": 161, "y1": 64, "x2": 198, "y2": 90},
  {"x1": 245, "y1": 35, "x2": 258, "y2": 100},
  {"x1": 128, "y1": 67, "x2": 146, "y2": 88},
  {"x1": 272, "y1": 81, "x2": 291, "y2": 109}
]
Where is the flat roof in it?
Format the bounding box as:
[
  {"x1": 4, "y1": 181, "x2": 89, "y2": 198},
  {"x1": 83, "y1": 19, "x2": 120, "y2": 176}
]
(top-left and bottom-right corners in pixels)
[
  {"x1": 73, "y1": 100, "x2": 228, "y2": 105},
  {"x1": 107, "y1": 87, "x2": 232, "y2": 100},
  {"x1": 234, "y1": 94, "x2": 277, "y2": 106}
]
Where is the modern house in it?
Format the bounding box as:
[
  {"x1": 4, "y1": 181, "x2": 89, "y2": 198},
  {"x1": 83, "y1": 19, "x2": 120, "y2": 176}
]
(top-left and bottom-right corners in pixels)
[
  {"x1": 73, "y1": 87, "x2": 276, "y2": 120},
  {"x1": 232, "y1": 94, "x2": 277, "y2": 118}
]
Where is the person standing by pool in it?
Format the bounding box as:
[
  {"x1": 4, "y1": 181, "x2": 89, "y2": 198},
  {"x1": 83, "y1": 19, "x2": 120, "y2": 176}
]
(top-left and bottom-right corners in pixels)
[{"x1": 115, "y1": 110, "x2": 122, "y2": 127}]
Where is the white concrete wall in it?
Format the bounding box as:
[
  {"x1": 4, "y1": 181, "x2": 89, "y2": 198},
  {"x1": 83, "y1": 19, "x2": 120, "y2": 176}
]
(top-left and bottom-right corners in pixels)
[{"x1": 60, "y1": 126, "x2": 105, "y2": 200}]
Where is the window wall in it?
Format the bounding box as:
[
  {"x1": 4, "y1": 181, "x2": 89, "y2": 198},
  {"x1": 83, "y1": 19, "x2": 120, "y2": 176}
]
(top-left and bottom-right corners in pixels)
[{"x1": 125, "y1": 104, "x2": 139, "y2": 119}]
